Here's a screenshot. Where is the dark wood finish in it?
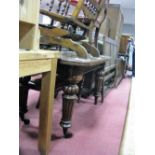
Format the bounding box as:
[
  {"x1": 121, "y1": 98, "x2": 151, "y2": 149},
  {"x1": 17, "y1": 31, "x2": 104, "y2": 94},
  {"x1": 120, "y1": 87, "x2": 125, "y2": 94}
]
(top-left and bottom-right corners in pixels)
[
  {"x1": 19, "y1": 76, "x2": 31, "y2": 125},
  {"x1": 60, "y1": 84, "x2": 79, "y2": 138},
  {"x1": 21, "y1": 0, "x2": 110, "y2": 139},
  {"x1": 56, "y1": 58, "x2": 108, "y2": 136},
  {"x1": 94, "y1": 69, "x2": 105, "y2": 104},
  {"x1": 114, "y1": 58, "x2": 126, "y2": 87}
]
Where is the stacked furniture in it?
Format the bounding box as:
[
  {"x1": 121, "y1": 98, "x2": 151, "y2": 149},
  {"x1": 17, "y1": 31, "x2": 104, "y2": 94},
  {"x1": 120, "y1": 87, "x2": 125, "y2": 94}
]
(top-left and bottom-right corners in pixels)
[
  {"x1": 19, "y1": 0, "x2": 40, "y2": 50},
  {"x1": 106, "y1": 4, "x2": 126, "y2": 86},
  {"x1": 119, "y1": 34, "x2": 130, "y2": 53},
  {"x1": 118, "y1": 34, "x2": 131, "y2": 72},
  {"x1": 20, "y1": 0, "x2": 110, "y2": 141},
  {"x1": 98, "y1": 35, "x2": 118, "y2": 95},
  {"x1": 19, "y1": 0, "x2": 60, "y2": 154},
  {"x1": 19, "y1": 0, "x2": 40, "y2": 126},
  {"x1": 98, "y1": 4, "x2": 125, "y2": 95},
  {"x1": 39, "y1": 0, "x2": 110, "y2": 138}
]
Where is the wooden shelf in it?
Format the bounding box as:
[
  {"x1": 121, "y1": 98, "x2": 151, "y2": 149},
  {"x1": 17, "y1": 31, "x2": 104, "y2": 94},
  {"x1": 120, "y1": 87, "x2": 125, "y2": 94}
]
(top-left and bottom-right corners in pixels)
[
  {"x1": 19, "y1": 0, "x2": 40, "y2": 50},
  {"x1": 19, "y1": 0, "x2": 40, "y2": 25}
]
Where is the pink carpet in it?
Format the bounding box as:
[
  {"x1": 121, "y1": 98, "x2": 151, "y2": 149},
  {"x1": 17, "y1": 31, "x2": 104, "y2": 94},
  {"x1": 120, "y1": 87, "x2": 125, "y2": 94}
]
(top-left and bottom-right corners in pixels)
[{"x1": 19, "y1": 78, "x2": 131, "y2": 155}]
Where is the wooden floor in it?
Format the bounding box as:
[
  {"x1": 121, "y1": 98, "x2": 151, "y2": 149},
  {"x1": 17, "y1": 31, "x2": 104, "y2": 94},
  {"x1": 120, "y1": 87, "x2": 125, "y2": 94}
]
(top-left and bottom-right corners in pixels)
[{"x1": 119, "y1": 78, "x2": 135, "y2": 155}]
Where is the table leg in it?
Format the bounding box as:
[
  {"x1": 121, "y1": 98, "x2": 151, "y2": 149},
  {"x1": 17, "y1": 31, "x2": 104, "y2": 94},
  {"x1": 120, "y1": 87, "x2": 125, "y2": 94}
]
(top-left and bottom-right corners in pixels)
[
  {"x1": 60, "y1": 84, "x2": 79, "y2": 138},
  {"x1": 38, "y1": 60, "x2": 57, "y2": 155},
  {"x1": 77, "y1": 77, "x2": 85, "y2": 103},
  {"x1": 94, "y1": 70, "x2": 104, "y2": 104},
  {"x1": 101, "y1": 77, "x2": 105, "y2": 103}
]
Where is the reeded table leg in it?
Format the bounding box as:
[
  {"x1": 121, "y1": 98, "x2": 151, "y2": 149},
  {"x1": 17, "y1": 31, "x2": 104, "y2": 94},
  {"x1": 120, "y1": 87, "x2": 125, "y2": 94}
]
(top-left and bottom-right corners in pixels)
[
  {"x1": 94, "y1": 70, "x2": 104, "y2": 104},
  {"x1": 60, "y1": 84, "x2": 79, "y2": 138}
]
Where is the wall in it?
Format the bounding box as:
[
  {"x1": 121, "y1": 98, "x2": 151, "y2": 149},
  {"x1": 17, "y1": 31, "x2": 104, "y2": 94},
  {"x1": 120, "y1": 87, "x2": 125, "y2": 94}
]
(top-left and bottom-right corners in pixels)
[
  {"x1": 122, "y1": 24, "x2": 135, "y2": 37},
  {"x1": 110, "y1": 0, "x2": 135, "y2": 37}
]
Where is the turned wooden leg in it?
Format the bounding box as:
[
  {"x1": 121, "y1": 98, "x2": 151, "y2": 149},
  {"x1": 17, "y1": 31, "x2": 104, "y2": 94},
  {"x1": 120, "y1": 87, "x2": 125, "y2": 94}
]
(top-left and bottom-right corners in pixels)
[
  {"x1": 101, "y1": 77, "x2": 105, "y2": 103},
  {"x1": 77, "y1": 77, "x2": 85, "y2": 103},
  {"x1": 60, "y1": 84, "x2": 79, "y2": 138},
  {"x1": 94, "y1": 70, "x2": 104, "y2": 104},
  {"x1": 19, "y1": 76, "x2": 31, "y2": 125}
]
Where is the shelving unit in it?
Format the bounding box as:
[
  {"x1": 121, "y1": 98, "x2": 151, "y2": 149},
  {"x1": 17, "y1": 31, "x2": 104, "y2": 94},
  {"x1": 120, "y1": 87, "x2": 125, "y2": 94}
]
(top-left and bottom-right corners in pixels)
[
  {"x1": 19, "y1": 1, "x2": 60, "y2": 154},
  {"x1": 19, "y1": 0, "x2": 40, "y2": 50}
]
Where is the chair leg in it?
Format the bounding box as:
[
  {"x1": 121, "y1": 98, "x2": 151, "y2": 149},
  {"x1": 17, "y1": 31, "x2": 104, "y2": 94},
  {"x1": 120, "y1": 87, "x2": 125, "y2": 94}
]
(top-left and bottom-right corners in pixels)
[{"x1": 19, "y1": 77, "x2": 30, "y2": 125}]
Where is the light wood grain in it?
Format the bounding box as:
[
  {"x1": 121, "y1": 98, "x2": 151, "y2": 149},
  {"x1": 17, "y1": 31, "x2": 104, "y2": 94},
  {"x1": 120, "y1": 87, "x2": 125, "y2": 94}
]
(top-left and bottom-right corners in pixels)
[
  {"x1": 107, "y1": 4, "x2": 124, "y2": 47},
  {"x1": 19, "y1": 21, "x2": 39, "y2": 49},
  {"x1": 19, "y1": 59, "x2": 51, "y2": 77},
  {"x1": 38, "y1": 59, "x2": 57, "y2": 155},
  {"x1": 19, "y1": 0, "x2": 40, "y2": 50},
  {"x1": 72, "y1": 0, "x2": 84, "y2": 18},
  {"x1": 40, "y1": 9, "x2": 90, "y2": 30},
  {"x1": 19, "y1": 50, "x2": 60, "y2": 61},
  {"x1": 19, "y1": 51, "x2": 59, "y2": 155},
  {"x1": 40, "y1": 27, "x2": 69, "y2": 37},
  {"x1": 19, "y1": 51, "x2": 60, "y2": 77},
  {"x1": 119, "y1": 34, "x2": 130, "y2": 53},
  {"x1": 42, "y1": 36, "x2": 88, "y2": 59},
  {"x1": 19, "y1": 0, "x2": 40, "y2": 24}
]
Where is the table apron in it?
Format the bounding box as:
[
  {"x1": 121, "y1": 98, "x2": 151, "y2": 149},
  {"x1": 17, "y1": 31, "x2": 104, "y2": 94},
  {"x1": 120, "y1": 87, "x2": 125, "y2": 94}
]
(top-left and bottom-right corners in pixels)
[{"x1": 19, "y1": 59, "x2": 52, "y2": 77}]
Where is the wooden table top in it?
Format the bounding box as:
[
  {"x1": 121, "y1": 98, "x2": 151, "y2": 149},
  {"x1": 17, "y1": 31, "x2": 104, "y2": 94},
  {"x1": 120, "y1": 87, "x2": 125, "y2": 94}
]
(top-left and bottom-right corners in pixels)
[
  {"x1": 19, "y1": 49, "x2": 60, "y2": 154},
  {"x1": 19, "y1": 49, "x2": 60, "y2": 61},
  {"x1": 19, "y1": 49, "x2": 60, "y2": 77}
]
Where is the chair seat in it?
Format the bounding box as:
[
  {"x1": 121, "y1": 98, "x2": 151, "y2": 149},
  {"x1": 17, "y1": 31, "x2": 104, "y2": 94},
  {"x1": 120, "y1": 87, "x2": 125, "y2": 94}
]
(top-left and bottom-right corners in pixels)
[{"x1": 59, "y1": 54, "x2": 110, "y2": 67}]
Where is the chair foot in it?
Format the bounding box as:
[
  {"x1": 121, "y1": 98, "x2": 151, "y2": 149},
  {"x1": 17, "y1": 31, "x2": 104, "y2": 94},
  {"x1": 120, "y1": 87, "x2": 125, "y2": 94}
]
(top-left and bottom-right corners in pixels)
[
  {"x1": 94, "y1": 96, "x2": 98, "y2": 105},
  {"x1": 23, "y1": 119, "x2": 30, "y2": 125},
  {"x1": 63, "y1": 128, "x2": 73, "y2": 138},
  {"x1": 20, "y1": 112, "x2": 30, "y2": 125}
]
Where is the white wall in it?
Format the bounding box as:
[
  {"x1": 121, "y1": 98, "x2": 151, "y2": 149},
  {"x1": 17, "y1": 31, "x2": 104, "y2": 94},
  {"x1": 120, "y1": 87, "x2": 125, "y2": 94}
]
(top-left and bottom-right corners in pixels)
[
  {"x1": 123, "y1": 24, "x2": 135, "y2": 37},
  {"x1": 122, "y1": 8, "x2": 135, "y2": 36},
  {"x1": 122, "y1": 8, "x2": 135, "y2": 25},
  {"x1": 110, "y1": 0, "x2": 135, "y2": 37}
]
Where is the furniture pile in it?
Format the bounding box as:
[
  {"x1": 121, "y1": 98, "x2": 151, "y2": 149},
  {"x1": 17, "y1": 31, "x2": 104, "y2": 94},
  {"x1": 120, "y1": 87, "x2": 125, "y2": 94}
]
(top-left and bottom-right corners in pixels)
[
  {"x1": 39, "y1": 0, "x2": 110, "y2": 138},
  {"x1": 19, "y1": 1, "x2": 127, "y2": 154},
  {"x1": 19, "y1": 0, "x2": 60, "y2": 154},
  {"x1": 98, "y1": 3, "x2": 125, "y2": 93}
]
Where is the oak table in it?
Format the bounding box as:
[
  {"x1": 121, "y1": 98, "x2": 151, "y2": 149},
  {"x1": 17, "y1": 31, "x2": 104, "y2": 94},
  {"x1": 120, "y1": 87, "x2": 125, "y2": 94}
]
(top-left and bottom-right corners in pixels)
[{"x1": 19, "y1": 50, "x2": 59, "y2": 155}]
